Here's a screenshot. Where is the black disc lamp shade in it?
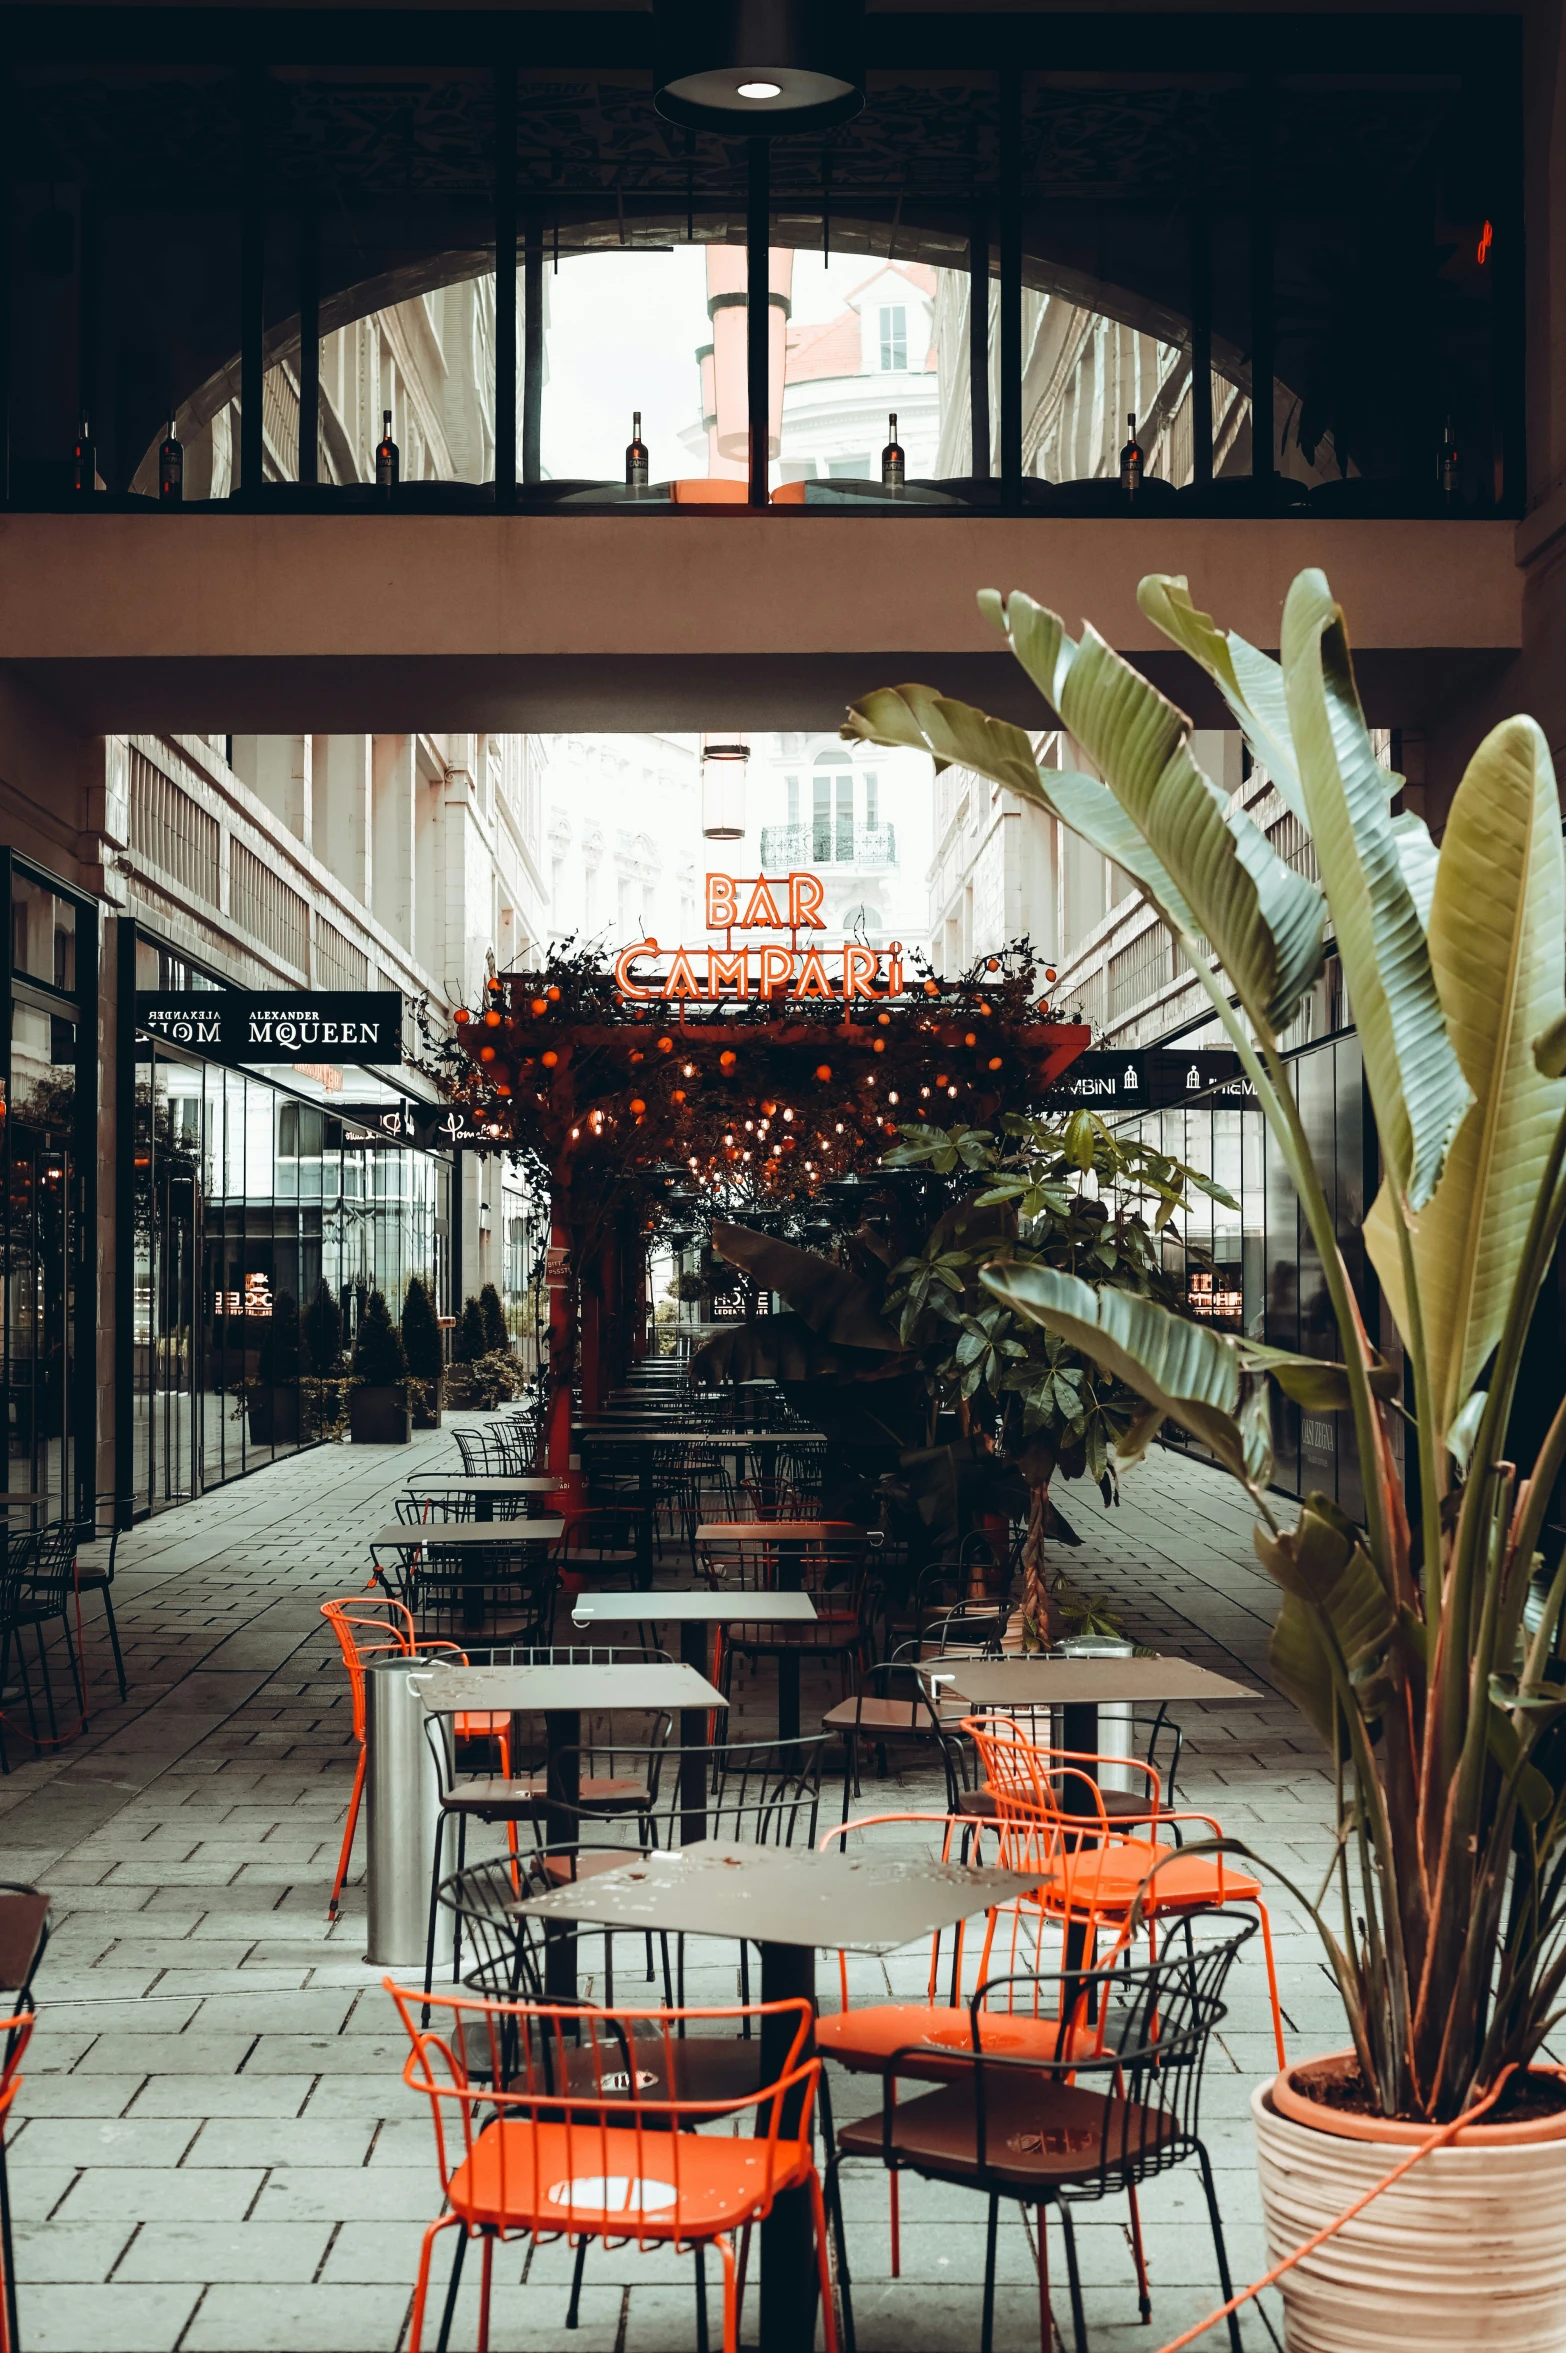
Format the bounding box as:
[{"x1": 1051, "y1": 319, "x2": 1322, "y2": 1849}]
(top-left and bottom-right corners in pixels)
[{"x1": 653, "y1": 0, "x2": 865, "y2": 136}]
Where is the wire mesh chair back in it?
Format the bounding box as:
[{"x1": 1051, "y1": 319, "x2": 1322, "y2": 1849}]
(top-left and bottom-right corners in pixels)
[
  {"x1": 898, "y1": 1920, "x2": 1255, "y2": 2194},
  {"x1": 385, "y1": 1978, "x2": 819, "y2": 2247},
  {"x1": 16, "y1": 1522, "x2": 79, "y2": 1614},
  {"x1": 320, "y1": 1596, "x2": 427, "y2": 1740},
  {"x1": 964, "y1": 1711, "x2": 1161, "y2": 1830},
  {"x1": 452, "y1": 1427, "x2": 530, "y2": 1477}
]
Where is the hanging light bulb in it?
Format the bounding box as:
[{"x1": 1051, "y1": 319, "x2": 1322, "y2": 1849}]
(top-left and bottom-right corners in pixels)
[
  {"x1": 701, "y1": 735, "x2": 749, "y2": 841},
  {"x1": 653, "y1": 0, "x2": 864, "y2": 134}
]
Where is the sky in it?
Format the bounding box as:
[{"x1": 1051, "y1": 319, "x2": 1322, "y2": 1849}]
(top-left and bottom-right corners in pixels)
[{"x1": 538, "y1": 247, "x2": 878, "y2": 483}]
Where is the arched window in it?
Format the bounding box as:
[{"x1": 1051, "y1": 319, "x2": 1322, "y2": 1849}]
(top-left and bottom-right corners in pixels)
[{"x1": 812, "y1": 747, "x2": 854, "y2": 863}]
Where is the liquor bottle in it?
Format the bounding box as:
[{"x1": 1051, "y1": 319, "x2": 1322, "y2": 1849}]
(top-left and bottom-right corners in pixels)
[
  {"x1": 625, "y1": 410, "x2": 649, "y2": 489},
  {"x1": 881, "y1": 412, "x2": 905, "y2": 488},
  {"x1": 158, "y1": 412, "x2": 183, "y2": 504},
  {"x1": 1118, "y1": 412, "x2": 1144, "y2": 494},
  {"x1": 375, "y1": 408, "x2": 399, "y2": 500},
  {"x1": 1440, "y1": 415, "x2": 1459, "y2": 504},
  {"x1": 72, "y1": 412, "x2": 96, "y2": 494}
]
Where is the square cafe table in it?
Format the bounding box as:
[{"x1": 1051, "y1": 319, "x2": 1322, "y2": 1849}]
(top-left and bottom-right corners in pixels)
[
  {"x1": 371, "y1": 1519, "x2": 563, "y2": 1634},
  {"x1": 516, "y1": 1840, "x2": 1039, "y2": 2353},
  {"x1": 400, "y1": 1475, "x2": 566, "y2": 1521},
  {"x1": 696, "y1": 1521, "x2": 866, "y2": 1743},
  {"x1": 937, "y1": 1655, "x2": 1258, "y2": 1765},
  {"x1": 414, "y1": 1660, "x2": 727, "y2": 1996},
  {"x1": 570, "y1": 1589, "x2": 818, "y2": 1839}
]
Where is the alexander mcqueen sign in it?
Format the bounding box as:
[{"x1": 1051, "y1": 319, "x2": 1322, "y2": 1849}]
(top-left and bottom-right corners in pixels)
[{"x1": 135, "y1": 991, "x2": 404, "y2": 1065}]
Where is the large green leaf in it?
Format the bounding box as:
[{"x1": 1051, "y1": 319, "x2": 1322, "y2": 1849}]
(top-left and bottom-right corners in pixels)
[
  {"x1": 1137, "y1": 575, "x2": 1306, "y2": 820},
  {"x1": 842, "y1": 684, "x2": 1204, "y2": 935},
  {"x1": 1363, "y1": 716, "x2": 1566, "y2": 1430},
  {"x1": 1257, "y1": 1500, "x2": 1396, "y2": 1729},
  {"x1": 985, "y1": 589, "x2": 1325, "y2": 1034},
  {"x1": 979, "y1": 1260, "x2": 1271, "y2": 1489},
  {"x1": 1140, "y1": 573, "x2": 1441, "y2": 928},
  {"x1": 1281, "y1": 571, "x2": 1471, "y2": 1210},
  {"x1": 710, "y1": 1221, "x2": 902, "y2": 1351},
  {"x1": 1236, "y1": 1337, "x2": 1402, "y2": 1410}
]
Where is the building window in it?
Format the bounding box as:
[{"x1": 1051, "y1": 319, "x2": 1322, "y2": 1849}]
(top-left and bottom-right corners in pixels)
[
  {"x1": 835, "y1": 776, "x2": 854, "y2": 863},
  {"x1": 812, "y1": 777, "x2": 832, "y2": 862},
  {"x1": 827, "y1": 454, "x2": 871, "y2": 479},
  {"x1": 786, "y1": 775, "x2": 799, "y2": 826},
  {"x1": 864, "y1": 774, "x2": 879, "y2": 829},
  {"x1": 878, "y1": 306, "x2": 907, "y2": 371}
]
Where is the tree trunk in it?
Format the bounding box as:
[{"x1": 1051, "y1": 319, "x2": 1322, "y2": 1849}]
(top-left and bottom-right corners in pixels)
[{"x1": 1019, "y1": 1483, "x2": 1064, "y2": 1649}]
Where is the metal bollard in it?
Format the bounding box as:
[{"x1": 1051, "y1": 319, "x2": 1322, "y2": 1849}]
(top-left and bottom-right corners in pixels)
[
  {"x1": 1060, "y1": 1637, "x2": 1139, "y2": 1793},
  {"x1": 364, "y1": 1658, "x2": 453, "y2": 1970}
]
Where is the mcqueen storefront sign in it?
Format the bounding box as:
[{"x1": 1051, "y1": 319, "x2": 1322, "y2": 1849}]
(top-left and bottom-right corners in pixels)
[{"x1": 135, "y1": 990, "x2": 404, "y2": 1065}]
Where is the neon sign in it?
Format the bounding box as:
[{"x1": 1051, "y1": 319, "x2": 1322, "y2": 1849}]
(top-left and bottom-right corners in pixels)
[{"x1": 613, "y1": 871, "x2": 905, "y2": 1003}]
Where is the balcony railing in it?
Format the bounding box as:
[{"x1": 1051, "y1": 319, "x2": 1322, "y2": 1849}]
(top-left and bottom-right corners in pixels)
[{"x1": 758, "y1": 822, "x2": 898, "y2": 871}]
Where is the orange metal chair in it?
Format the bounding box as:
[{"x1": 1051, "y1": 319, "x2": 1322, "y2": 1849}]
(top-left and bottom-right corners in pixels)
[
  {"x1": 964, "y1": 1712, "x2": 1288, "y2": 2069},
  {"x1": 319, "y1": 1597, "x2": 511, "y2": 1918},
  {"x1": 0, "y1": 2008, "x2": 34, "y2": 2353},
  {"x1": 385, "y1": 1980, "x2": 837, "y2": 2353}
]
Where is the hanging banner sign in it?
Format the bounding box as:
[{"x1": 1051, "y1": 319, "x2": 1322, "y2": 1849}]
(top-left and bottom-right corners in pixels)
[
  {"x1": 340, "y1": 1102, "x2": 505, "y2": 1151},
  {"x1": 136, "y1": 989, "x2": 404, "y2": 1065},
  {"x1": 613, "y1": 873, "x2": 905, "y2": 1003},
  {"x1": 1045, "y1": 1049, "x2": 1254, "y2": 1110}
]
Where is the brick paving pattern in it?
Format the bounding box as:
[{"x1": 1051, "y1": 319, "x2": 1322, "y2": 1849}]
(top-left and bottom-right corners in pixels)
[{"x1": 1, "y1": 1421, "x2": 1338, "y2": 2351}]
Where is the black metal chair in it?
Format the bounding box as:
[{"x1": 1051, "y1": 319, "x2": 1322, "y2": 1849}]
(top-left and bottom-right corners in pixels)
[
  {"x1": 0, "y1": 1522, "x2": 87, "y2": 1755},
  {"x1": 71, "y1": 1493, "x2": 132, "y2": 1702},
  {"x1": 834, "y1": 1918, "x2": 1256, "y2": 2353}
]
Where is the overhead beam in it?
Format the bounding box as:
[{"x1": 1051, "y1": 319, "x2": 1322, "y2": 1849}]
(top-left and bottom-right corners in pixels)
[{"x1": 0, "y1": 512, "x2": 1522, "y2": 734}]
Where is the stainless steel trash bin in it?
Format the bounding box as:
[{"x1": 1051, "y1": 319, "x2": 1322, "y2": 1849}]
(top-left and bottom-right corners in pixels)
[
  {"x1": 364, "y1": 1658, "x2": 453, "y2": 1970},
  {"x1": 1060, "y1": 1637, "x2": 1139, "y2": 1793}
]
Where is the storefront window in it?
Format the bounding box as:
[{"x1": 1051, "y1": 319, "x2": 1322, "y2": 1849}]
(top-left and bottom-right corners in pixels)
[
  {"x1": 129, "y1": 944, "x2": 452, "y2": 1516},
  {"x1": 5, "y1": 854, "x2": 95, "y2": 1521}
]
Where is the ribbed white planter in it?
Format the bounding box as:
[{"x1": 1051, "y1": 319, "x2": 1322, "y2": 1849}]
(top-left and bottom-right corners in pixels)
[{"x1": 1253, "y1": 2076, "x2": 1566, "y2": 2350}]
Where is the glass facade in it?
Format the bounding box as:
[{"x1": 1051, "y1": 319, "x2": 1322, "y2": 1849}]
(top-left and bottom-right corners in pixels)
[
  {"x1": 128, "y1": 937, "x2": 450, "y2": 1518},
  {"x1": 4, "y1": 854, "x2": 97, "y2": 1523},
  {"x1": 1118, "y1": 1031, "x2": 1380, "y2": 1522}
]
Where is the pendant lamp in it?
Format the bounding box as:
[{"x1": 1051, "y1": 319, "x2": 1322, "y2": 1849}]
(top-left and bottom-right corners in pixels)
[
  {"x1": 653, "y1": 0, "x2": 865, "y2": 137},
  {"x1": 701, "y1": 736, "x2": 750, "y2": 841}
]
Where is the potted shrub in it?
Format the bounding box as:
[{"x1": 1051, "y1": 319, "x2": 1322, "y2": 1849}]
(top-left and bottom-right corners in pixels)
[
  {"x1": 479, "y1": 1280, "x2": 509, "y2": 1355},
  {"x1": 301, "y1": 1277, "x2": 353, "y2": 1441},
  {"x1": 402, "y1": 1273, "x2": 444, "y2": 1429},
  {"x1": 246, "y1": 1287, "x2": 301, "y2": 1446},
  {"x1": 348, "y1": 1286, "x2": 410, "y2": 1444},
  {"x1": 849, "y1": 566, "x2": 1566, "y2": 2342}
]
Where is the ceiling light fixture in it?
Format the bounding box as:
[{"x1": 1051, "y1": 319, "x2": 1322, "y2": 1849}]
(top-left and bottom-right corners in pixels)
[{"x1": 653, "y1": 0, "x2": 865, "y2": 137}]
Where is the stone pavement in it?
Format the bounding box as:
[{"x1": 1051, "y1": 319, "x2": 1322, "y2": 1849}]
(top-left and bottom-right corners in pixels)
[{"x1": 0, "y1": 1421, "x2": 1340, "y2": 2353}]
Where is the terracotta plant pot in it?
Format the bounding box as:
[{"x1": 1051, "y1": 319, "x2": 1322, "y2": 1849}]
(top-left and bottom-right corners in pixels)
[
  {"x1": 1253, "y1": 2058, "x2": 1566, "y2": 2349},
  {"x1": 349, "y1": 1384, "x2": 411, "y2": 1445}
]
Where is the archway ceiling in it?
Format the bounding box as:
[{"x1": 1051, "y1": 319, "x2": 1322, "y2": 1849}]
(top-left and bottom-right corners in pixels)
[{"x1": 16, "y1": 67, "x2": 1459, "y2": 206}]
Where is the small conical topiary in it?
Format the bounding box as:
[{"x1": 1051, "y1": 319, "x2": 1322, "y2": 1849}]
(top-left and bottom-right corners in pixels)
[
  {"x1": 258, "y1": 1288, "x2": 301, "y2": 1384},
  {"x1": 401, "y1": 1274, "x2": 443, "y2": 1383},
  {"x1": 302, "y1": 1279, "x2": 343, "y2": 1376},
  {"x1": 479, "y1": 1281, "x2": 509, "y2": 1354},
  {"x1": 351, "y1": 1288, "x2": 407, "y2": 1386},
  {"x1": 452, "y1": 1295, "x2": 487, "y2": 1364}
]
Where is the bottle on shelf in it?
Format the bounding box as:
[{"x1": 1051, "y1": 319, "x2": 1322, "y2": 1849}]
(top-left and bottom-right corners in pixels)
[
  {"x1": 1119, "y1": 411, "x2": 1144, "y2": 494},
  {"x1": 158, "y1": 411, "x2": 183, "y2": 505},
  {"x1": 72, "y1": 412, "x2": 97, "y2": 494},
  {"x1": 881, "y1": 412, "x2": 905, "y2": 489},
  {"x1": 375, "y1": 408, "x2": 399, "y2": 499},
  {"x1": 1440, "y1": 415, "x2": 1459, "y2": 504},
  {"x1": 625, "y1": 410, "x2": 649, "y2": 489}
]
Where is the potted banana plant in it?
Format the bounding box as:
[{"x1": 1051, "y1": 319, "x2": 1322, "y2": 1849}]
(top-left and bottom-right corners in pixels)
[{"x1": 846, "y1": 565, "x2": 1566, "y2": 2347}]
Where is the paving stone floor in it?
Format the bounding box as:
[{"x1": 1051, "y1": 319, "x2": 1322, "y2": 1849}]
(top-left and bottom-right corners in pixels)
[{"x1": 0, "y1": 1420, "x2": 1340, "y2": 2353}]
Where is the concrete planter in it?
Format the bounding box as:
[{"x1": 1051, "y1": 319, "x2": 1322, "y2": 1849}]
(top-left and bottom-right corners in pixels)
[
  {"x1": 1253, "y1": 2064, "x2": 1566, "y2": 2349},
  {"x1": 349, "y1": 1384, "x2": 411, "y2": 1445},
  {"x1": 246, "y1": 1385, "x2": 300, "y2": 1447}
]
